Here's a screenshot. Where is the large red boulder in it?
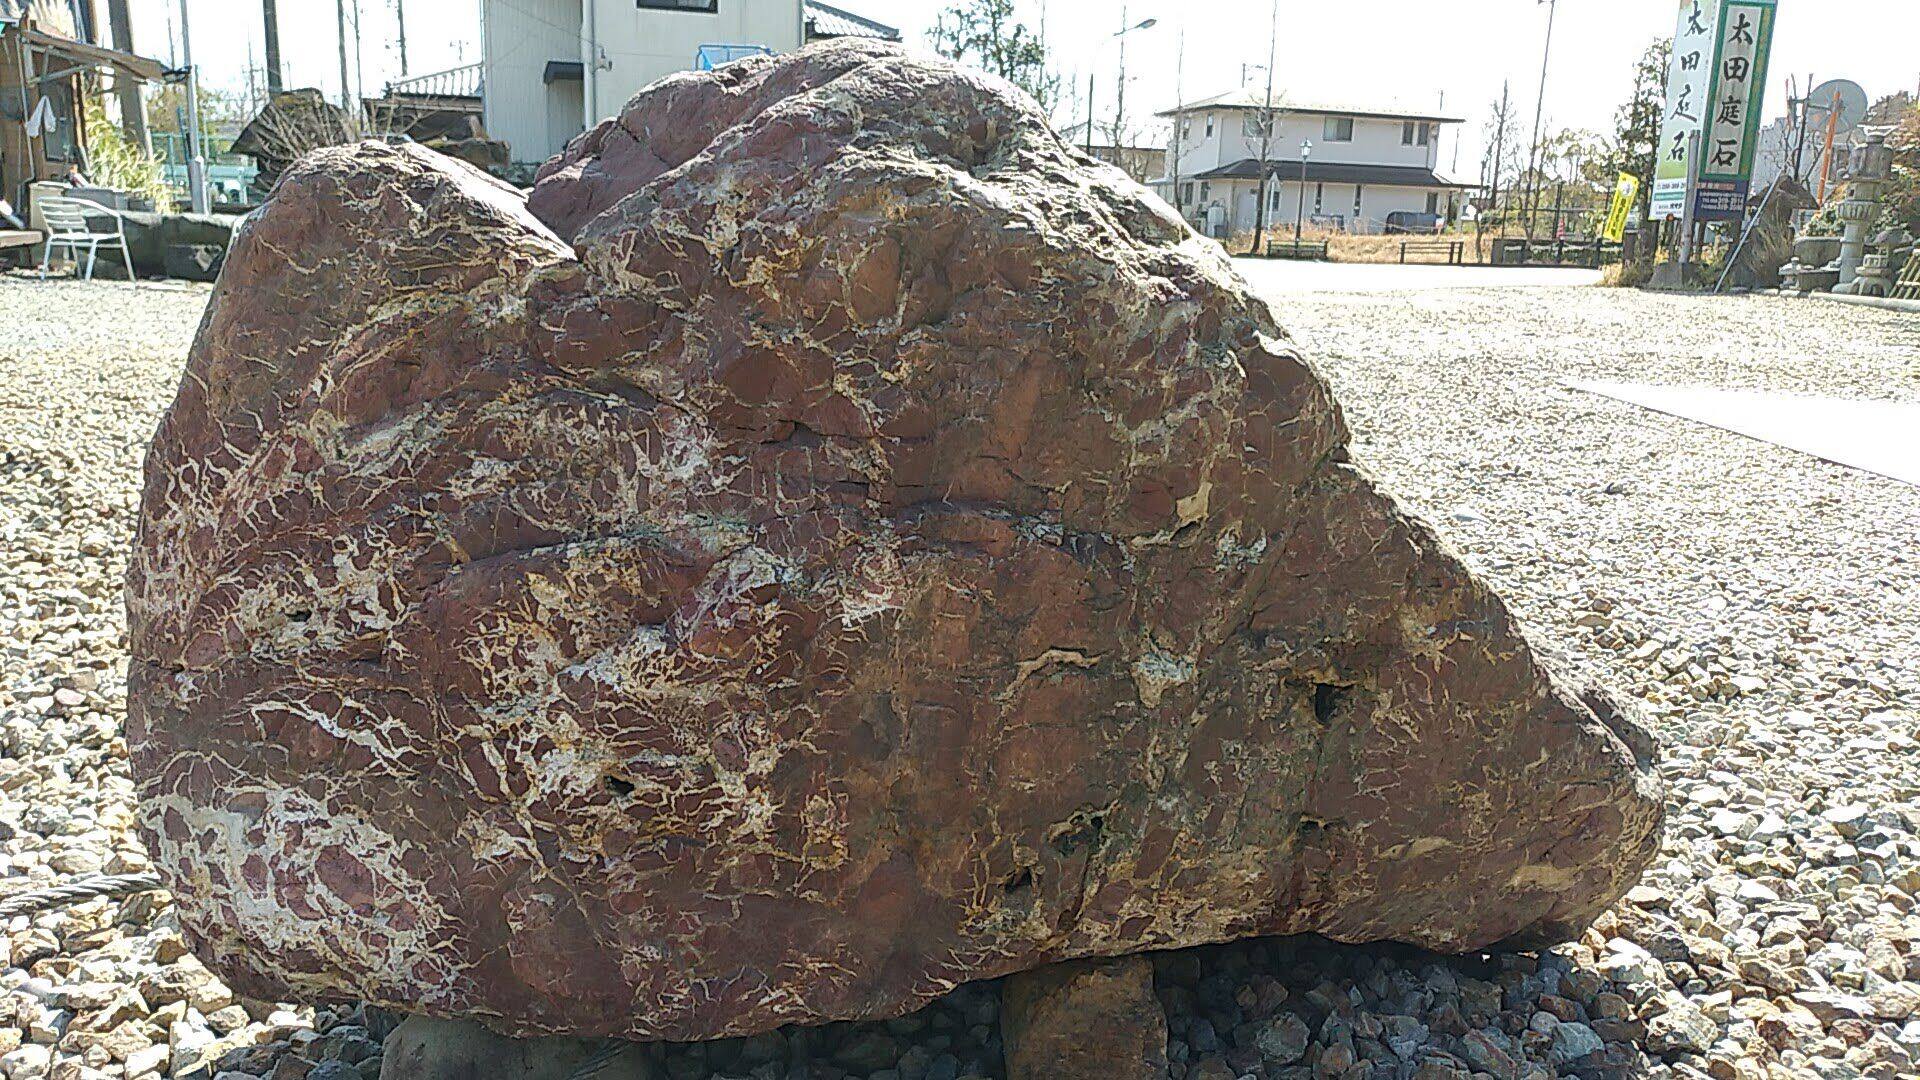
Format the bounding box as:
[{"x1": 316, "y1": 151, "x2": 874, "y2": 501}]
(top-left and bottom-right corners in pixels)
[{"x1": 127, "y1": 40, "x2": 1662, "y2": 1042}]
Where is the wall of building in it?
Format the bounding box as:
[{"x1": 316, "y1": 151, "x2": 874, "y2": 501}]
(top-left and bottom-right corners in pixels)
[
  {"x1": 1177, "y1": 177, "x2": 1450, "y2": 238},
  {"x1": 1168, "y1": 110, "x2": 1443, "y2": 181},
  {"x1": 585, "y1": 0, "x2": 803, "y2": 121},
  {"x1": 482, "y1": 0, "x2": 584, "y2": 165},
  {"x1": 484, "y1": 0, "x2": 806, "y2": 167}
]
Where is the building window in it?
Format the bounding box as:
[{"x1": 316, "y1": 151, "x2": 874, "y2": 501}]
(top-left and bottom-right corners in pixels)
[
  {"x1": 637, "y1": 0, "x2": 718, "y2": 11},
  {"x1": 1199, "y1": 182, "x2": 1210, "y2": 201},
  {"x1": 1427, "y1": 192, "x2": 1441, "y2": 214},
  {"x1": 1314, "y1": 183, "x2": 1323, "y2": 212},
  {"x1": 1323, "y1": 116, "x2": 1354, "y2": 142},
  {"x1": 1182, "y1": 182, "x2": 1195, "y2": 204},
  {"x1": 1270, "y1": 185, "x2": 1284, "y2": 211},
  {"x1": 1354, "y1": 185, "x2": 1364, "y2": 219},
  {"x1": 1205, "y1": 115, "x2": 1215, "y2": 138},
  {"x1": 1419, "y1": 123, "x2": 1432, "y2": 146}
]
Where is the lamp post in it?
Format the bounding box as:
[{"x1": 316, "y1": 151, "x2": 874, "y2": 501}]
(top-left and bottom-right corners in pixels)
[
  {"x1": 1085, "y1": 16, "x2": 1158, "y2": 157},
  {"x1": 1294, "y1": 139, "x2": 1313, "y2": 243}
]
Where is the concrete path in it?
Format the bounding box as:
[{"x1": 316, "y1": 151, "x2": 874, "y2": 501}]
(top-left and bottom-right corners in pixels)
[
  {"x1": 1233, "y1": 258, "x2": 1604, "y2": 294},
  {"x1": 1570, "y1": 381, "x2": 1920, "y2": 488}
]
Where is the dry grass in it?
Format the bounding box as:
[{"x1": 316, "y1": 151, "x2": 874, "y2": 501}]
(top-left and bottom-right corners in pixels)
[
  {"x1": 1227, "y1": 226, "x2": 1503, "y2": 265},
  {"x1": 1600, "y1": 261, "x2": 1655, "y2": 288}
]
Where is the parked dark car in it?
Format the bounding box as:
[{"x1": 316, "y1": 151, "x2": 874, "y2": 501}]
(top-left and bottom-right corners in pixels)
[{"x1": 1384, "y1": 211, "x2": 1443, "y2": 234}]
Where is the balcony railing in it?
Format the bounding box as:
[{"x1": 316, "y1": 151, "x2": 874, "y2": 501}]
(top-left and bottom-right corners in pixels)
[{"x1": 386, "y1": 63, "x2": 483, "y2": 99}]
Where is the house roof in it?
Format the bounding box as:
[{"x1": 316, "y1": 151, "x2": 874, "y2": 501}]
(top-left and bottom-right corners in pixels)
[
  {"x1": 1162, "y1": 85, "x2": 1462, "y2": 124},
  {"x1": 1190, "y1": 158, "x2": 1474, "y2": 189},
  {"x1": 804, "y1": 1, "x2": 900, "y2": 41},
  {"x1": 17, "y1": 25, "x2": 164, "y2": 81}
]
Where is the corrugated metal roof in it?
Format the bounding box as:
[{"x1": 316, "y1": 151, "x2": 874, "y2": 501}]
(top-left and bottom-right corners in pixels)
[
  {"x1": 1163, "y1": 85, "x2": 1462, "y2": 124},
  {"x1": 388, "y1": 62, "x2": 484, "y2": 99},
  {"x1": 804, "y1": 1, "x2": 900, "y2": 41}
]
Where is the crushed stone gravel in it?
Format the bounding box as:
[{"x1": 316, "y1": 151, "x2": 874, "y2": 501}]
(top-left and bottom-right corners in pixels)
[{"x1": 2, "y1": 274, "x2": 1917, "y2": 1080}]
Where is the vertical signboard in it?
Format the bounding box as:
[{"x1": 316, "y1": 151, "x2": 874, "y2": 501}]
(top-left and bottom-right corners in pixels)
[
  {"x1": 1651, "y1": 0, "x2": 1721, "y2": 220},
  {"x1": 1694, "y1": 0, "x2": 1778, "y2": 221}
]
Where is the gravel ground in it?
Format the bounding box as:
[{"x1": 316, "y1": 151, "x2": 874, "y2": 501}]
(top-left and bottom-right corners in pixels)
[{"x1": 1, "y1": 274, "x2": 1917, "y2": 1080}]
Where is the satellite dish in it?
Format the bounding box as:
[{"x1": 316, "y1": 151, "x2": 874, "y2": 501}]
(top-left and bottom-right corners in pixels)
[{"x1": 1806, "y1": 79, "x2": 1869, "y2": 135}]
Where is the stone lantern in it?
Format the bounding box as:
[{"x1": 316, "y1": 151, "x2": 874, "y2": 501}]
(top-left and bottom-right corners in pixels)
[{"x1": 1831, "y1": 134, "x2": 1895, "y2": 294}]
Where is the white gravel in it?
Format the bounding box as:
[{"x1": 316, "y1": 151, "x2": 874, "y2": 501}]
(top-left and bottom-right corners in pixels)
[
  {"x1": 2, "y1": 273, "x2": 1918, "y2": 1080},
  {"x1": 1276, "y1": 286, "x2": 1920, "y2": 1080}
]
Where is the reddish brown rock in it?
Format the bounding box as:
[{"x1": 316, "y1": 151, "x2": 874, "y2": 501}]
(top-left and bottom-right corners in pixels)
[
  {"x1": 1002, "y1": 957, "x2": 1168, "y2": 1080},
  {"x1": 127, "y1": 40, "x2": 1662, "y2": 1043}
]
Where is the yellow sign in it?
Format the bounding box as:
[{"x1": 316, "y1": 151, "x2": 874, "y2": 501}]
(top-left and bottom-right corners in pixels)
[{"x1": 1604, "y1": 173, "x2": 1641, "y2": 242}]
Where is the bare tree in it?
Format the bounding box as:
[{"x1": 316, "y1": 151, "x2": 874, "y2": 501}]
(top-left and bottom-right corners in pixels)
[
  {"x1": 1247, "y1": 0, "x2": 1280, "y2": 254},
  {"x1": 930, "y1": 0, "x2": 1060, "y2": 114},
  {"x1": 1607, "y1": 38, "x2": 1669, "y2": 221},
  {"x1": 1481, "y1": 81, "x2": 1522, "y2": 234}
]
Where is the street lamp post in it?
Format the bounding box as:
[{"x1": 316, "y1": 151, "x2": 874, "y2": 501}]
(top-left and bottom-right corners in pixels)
[
  {"x1": 1294, "y1": 140, "x2": 1313, "y2": 243},
  {"x1": 1085, "y1": 17, "x2": 1158, "y2": 157}
]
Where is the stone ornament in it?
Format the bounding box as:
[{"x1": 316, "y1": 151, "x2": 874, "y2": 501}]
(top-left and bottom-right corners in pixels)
[{"x1": 128, "y1": 41, "x2": 1663, "y2": 1042}]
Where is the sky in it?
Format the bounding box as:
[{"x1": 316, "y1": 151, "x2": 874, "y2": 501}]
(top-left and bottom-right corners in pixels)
[{"x1": 134, "y1": 0, "x2": 1920, "y2": 178}]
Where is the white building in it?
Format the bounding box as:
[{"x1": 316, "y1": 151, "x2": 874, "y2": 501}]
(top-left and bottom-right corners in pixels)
[
  {"x1": 481, "y1": 0, "x2": 898, "y2": 168},
  {"x1": 1157, "y1": 87, "x2": 1469, "y2": 237}
]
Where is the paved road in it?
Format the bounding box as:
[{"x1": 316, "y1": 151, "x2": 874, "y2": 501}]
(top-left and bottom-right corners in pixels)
[
  {"x1": 1570, "y1": 380, "x2": 1920, "y2": 489},
  {"x1": 1232, "y1": 257, "x2": 1604, "y2": 294}
]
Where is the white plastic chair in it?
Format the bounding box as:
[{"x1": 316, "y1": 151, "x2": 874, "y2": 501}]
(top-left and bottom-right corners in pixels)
[{"x1": 38, "y1": 196, "x2": 132, "y2": 281}]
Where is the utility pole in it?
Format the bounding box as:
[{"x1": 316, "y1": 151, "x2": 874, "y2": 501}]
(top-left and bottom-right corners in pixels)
[
  {"x1": 106, "y1": 0, "x2": 149, "y2": 152},
  {"x1": 394, "y1": 0, "x2": 410, "y2": 77},
  {"x1": 261, "y1": 0, "x2": 283, "y2": 94},
  {"x1": 1677, "y1": 129, "x2": 1701, "y2": 280},
  {"x1": 352, "y1": 1, "x2": 366, "y2": 109},
  {"x1": 336, "y1": 0, "x2": 353, "y2": 112},
  {"x1": 1522, "y1": 0, "x2": 1558, "y2": 240},
  {"x1": 1247, "y1": 0, "x2": 1279, "y2": 255},
  {"x1": 178, "y1": 0, "x2": 209, "y2": 213}
]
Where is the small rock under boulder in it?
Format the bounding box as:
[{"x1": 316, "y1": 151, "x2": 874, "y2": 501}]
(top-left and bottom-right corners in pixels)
[
  {"x1": 1003, "y1": 956, "x2": 1167, "y2": 1080},
  {"x1": 127, "y1": 39, "x2": 1662, "y2": 1042}
]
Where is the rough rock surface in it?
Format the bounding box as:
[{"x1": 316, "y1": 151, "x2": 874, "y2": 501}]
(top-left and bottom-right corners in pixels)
[
  {"x1": 126, "y1": 40, "x2": 1662, "y2": 1043},
  {"x1": 1002, "y1": 957, "x2": 1166, "y2": 1079},
  {"x1": 377, "y1": 1015, "x2": 657, "y2": 1080}
]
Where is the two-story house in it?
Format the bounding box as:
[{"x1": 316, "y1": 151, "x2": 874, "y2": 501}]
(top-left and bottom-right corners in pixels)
[
  {"x1": 481, "y1": 0, "x2": 898, "y2": 169},
  {"x1": 1157, "y1": 87, "x2": 1468, "y2": 237}
]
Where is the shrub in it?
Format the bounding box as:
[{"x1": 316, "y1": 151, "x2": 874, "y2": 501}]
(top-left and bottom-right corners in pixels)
[{"x1": 84, "y1": 98, "x2": 174, "y2": 213}]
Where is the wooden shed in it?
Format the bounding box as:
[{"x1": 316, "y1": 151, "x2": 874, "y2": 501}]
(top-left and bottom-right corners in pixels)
[{"x1": 1, "y1": 0, "x2": 163, "y2": 213}]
